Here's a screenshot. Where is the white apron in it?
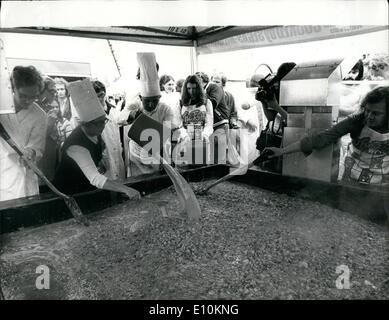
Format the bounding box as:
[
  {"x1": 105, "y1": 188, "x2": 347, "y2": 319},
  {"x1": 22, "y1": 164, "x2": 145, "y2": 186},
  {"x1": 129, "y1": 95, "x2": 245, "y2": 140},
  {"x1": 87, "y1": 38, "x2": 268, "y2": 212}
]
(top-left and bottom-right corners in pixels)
[
  {"x1": 0, "y1": 140, "x2": 38, "y2": 201},
  {"x1": 235, "y1": 101, "x2": 262, "y2": 165},
  {"x1": 101, "y1": 115, "x2": 125, "y2": 181},
  {"x1": 128, "y1": 139, "x2": 161, "y2": 176},
  {"x1": 127, "y1": 102, "x2": 174, "y2": 177}
]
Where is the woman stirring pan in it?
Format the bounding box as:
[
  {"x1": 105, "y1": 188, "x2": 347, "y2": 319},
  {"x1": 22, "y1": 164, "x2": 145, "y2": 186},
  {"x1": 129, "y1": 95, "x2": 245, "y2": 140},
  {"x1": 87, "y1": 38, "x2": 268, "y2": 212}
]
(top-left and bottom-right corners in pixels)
[{"x1": 53, "y1": 79, "x2": 140, "y2": 200}]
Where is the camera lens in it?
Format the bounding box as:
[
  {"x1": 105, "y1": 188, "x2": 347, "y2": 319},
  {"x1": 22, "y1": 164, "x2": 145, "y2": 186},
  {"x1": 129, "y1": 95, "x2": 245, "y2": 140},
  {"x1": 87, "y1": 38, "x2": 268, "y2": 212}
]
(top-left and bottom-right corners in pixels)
[{"x1": 255, "y1": 89, "x2": 265, "y2": 101}]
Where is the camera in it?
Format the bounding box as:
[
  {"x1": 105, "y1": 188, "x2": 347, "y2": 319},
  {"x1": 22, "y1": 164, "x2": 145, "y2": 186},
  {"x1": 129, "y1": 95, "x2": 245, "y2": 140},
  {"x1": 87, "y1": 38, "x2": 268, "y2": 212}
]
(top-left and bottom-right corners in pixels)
[
  {"x1": 255, "y1": 73, "x2": 278, "y2": 101},
  {"x1": 254, "y1": 62, "x2": 296, "y2": 103}
]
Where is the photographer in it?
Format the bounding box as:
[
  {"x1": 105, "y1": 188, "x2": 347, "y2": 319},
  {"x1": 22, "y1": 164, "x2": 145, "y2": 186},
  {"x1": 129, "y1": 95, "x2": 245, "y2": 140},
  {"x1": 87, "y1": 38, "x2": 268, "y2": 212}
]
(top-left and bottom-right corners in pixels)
[
  {"x1": 253, "y1": 62, "x2": 295, "y2": 125},
  {"x1": 251, "y1": 73, "x2": 287, "y2": 130},
  {"x1": 252, "y1": 63, "x2": 295, "y2": 172}
]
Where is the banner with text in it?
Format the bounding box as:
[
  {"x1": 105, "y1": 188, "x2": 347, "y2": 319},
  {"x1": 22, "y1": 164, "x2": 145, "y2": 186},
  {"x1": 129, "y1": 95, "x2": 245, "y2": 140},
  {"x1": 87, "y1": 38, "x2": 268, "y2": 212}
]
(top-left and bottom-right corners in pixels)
[{"x1": 197, "y1": 25, "x2": 388, "y2": 55}]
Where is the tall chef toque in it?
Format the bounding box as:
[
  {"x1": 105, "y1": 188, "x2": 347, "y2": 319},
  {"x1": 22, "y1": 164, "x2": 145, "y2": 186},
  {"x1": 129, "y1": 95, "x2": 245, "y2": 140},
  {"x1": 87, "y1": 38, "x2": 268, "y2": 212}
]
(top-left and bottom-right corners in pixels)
[
  {"x1": 137, "y1": 52, "x2": 160, "y2": 97},
  {"x1": 68, "y1": 79, "x2": 106, "y2": 123}
]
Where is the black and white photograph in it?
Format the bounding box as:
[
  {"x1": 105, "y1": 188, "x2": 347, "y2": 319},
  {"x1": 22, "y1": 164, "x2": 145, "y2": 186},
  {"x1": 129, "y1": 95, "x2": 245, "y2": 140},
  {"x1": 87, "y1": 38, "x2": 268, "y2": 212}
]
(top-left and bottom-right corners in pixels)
[{"x1": 0, "y1": 0, "x2": 388, "y2": 307}]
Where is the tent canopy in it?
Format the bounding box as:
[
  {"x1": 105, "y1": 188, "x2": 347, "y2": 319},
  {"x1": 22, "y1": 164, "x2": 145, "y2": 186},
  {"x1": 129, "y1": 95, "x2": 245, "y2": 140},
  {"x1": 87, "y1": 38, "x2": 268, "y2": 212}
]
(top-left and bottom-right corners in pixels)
[
  {"x1": 1, "y1": 26, "x2": 274, "y2": 47},
  {"x1": 1, "y1": 25, "x2": 387, "y2": 55}
]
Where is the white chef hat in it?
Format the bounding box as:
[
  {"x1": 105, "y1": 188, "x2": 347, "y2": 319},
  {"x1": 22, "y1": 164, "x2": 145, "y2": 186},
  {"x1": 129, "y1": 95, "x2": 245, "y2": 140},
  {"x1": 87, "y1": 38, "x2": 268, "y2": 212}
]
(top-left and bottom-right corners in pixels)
[
  {"x1": 137, "y1": 52, "x2": 160, "y2": 97},
  {"x1": 68, "y1": 79, "x2": 106, "y2": 123}
]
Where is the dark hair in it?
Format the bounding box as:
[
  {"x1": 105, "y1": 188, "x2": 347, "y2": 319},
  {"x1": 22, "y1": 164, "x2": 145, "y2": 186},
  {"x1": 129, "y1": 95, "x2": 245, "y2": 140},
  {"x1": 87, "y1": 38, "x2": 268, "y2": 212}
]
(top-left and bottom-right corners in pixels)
[
  {"x1": 11, "y1": 65, "x2": 44, "y2": 91},
  {"x1": 181, "y1": 75, "x2": 207, "y2": 107},
  {"x1": 136, "y1": 62, "x2": 160, "y2": 80},
  {"x1": 42, "y1": 76, "x2": 55, "y2": 90},
  {"x1": 195, "y1": 71, "x2": 209, "y2": 85},
  {"x1": 92, "y1": 79, "x2": 106, "y2": 94},
  {"x1": 352, "y1": 60, "x2": 364, "y2": 81},
  {"x1": 175, "y1": 79, "x2": 185, "y2": 93},
  {"x1": 221, "y1": 74, "x2": 227, "y2": 87},
  {"x1": 344, "y1": 59, "x2": 364, "y2": 81},
  {"x1": 159, "y1": 74, "x2": 174, "y2": 91},
  {"x1": 361, "y1": 86, "x2": 389, "y2": 110},
  {"x1": 360, "y1": 86, "x2": 389, "y2": 129}
]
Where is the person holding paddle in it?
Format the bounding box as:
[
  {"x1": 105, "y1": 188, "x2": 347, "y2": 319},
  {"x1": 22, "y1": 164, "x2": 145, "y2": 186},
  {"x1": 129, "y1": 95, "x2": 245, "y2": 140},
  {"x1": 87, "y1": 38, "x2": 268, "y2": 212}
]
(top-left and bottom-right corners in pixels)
[
  {"x1": 265, "y1": 86, "x2": 389, "y2": 186},
  {"x1": 264, "y1": 86, "x2": 389, "y2": 226},
  {"x1": 53, "y1": 79, "x2": 140, "y2": 200},
  {"x1": 0, "y1": 65, "x2": 48, "y2": 201},
  {"x1": 126, "y1": 52, "x2": 187, "y2": 176}
]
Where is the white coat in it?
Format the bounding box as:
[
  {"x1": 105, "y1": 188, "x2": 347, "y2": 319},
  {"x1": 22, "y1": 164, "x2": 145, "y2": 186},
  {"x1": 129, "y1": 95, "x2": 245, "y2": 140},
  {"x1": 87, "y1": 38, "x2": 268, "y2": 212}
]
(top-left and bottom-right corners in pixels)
[
  {"x1": 0, "y1": 102, "x2": 47, "y2": 201},
  {"x1": 101, "y1": 107, "x2": 125, "y2": 181},
  {"x1": 128, "y1": 101, "x2": 178, "y2": 177},
  {"x1": 235, "y1": 96, "x2": 263, "y2": 165}
]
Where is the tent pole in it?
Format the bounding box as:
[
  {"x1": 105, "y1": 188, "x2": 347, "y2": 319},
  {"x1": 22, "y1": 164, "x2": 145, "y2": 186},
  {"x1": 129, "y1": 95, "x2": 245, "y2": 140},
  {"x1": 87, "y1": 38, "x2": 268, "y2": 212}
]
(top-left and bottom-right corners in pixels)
[
  {"x1": 191, "y1": 40, "x2": 199, "y2": 73},
  {"x1": 107, "y1": 39, "x2": 121, "y2": 77}
]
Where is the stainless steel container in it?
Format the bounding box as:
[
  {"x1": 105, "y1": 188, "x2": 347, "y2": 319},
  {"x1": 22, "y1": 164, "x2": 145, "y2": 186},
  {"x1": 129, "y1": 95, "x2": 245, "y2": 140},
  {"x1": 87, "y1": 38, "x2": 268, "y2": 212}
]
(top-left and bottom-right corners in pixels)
[{"x1": 279, "y1": 58, "x2": 343, "y2": 182}]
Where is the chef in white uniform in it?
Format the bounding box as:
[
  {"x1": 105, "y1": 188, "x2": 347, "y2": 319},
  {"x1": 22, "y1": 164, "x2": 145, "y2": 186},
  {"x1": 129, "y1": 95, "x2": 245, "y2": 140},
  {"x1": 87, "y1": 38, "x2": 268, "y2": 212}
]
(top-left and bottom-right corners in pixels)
[
  {"x1": 127, "y1": 52, "x2": 187, "y2": 176},
  {"x1": 0, "y1": 65, "x2": 48, "y2": 201}
]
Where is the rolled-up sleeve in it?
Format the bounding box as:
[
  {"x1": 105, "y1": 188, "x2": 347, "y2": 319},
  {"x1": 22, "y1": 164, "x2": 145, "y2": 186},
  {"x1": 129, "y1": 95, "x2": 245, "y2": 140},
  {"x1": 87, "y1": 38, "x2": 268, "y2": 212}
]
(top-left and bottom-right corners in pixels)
[
  {"x1": 204, "y1": 99, "x2": 214, "y2": 138},
  {"x1": 66, "y1": 145, "x2": 107, "y2": 188},
  {"x1": 300, "y1": 112, "x2": 364, "y2": 156}
]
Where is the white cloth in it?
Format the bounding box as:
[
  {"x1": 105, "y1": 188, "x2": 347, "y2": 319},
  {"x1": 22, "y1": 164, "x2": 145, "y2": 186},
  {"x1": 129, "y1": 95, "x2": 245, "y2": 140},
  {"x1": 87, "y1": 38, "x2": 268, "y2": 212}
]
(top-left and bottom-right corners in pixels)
[
  {"x1": 0, "y1": 103, "x2": 47, "y2": 201},
  {"x1": 121, "y1": 96, "x2": 141, "y2": 176},
  {"x1": 109, "y1": 98, "x2": 128, "y2": 125},
  {"x1": 116, "y1": 92, "x2": 141, "y2": 125},
  {"x1": 101, "y1": 110, "x2": 125, "y2": 181},
  {"x1": 235, "y1": 99, "x2": 262, "y2": 164},
  {"x1": 160, "y1": 91, "x2": 182, "y2": 128}
]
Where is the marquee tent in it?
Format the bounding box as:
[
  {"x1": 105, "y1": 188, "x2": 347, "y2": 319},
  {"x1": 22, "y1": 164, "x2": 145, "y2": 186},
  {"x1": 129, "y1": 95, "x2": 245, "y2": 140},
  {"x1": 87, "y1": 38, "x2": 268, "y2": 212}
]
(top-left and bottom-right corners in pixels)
[{"x1": 1, "y1": 25, "x2": 387, "y2": 55}]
